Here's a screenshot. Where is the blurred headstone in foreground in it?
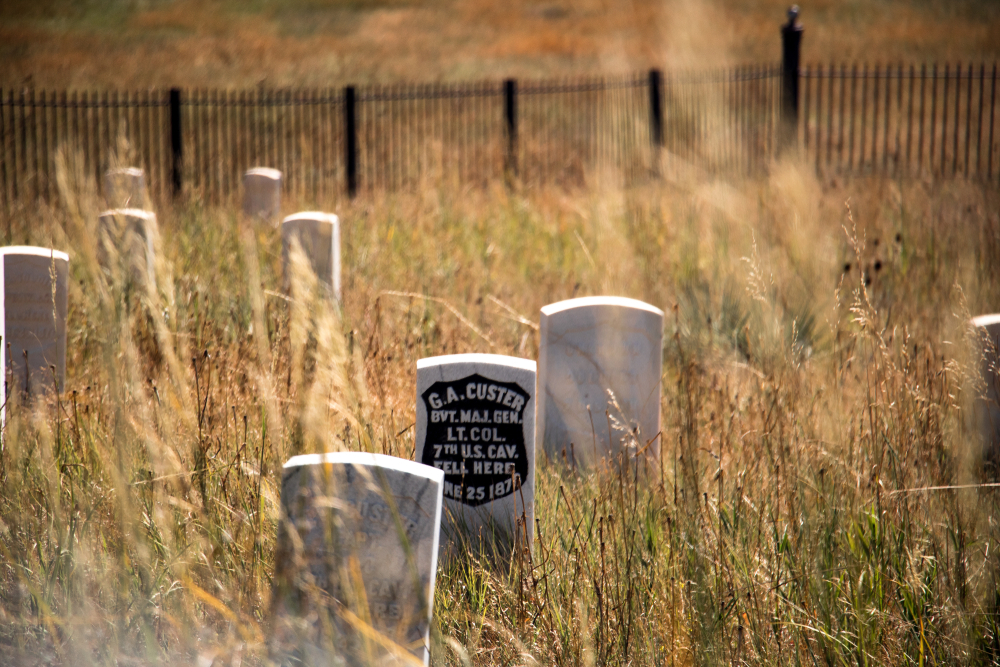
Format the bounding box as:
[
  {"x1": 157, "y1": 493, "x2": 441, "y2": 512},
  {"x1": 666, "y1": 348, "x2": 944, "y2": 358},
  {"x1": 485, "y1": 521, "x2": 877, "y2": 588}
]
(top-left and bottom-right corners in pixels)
[{"x1": 270, "y1": 452, "x2": 443, "y2": 666}]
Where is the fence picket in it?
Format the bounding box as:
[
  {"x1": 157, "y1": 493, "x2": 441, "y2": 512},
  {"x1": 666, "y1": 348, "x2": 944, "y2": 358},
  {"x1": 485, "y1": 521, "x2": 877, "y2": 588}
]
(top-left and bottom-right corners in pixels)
[
  {"x1": 0, "y1": 90, "x2": 5, "y2": 212},
  {"x1": 210, "y1": 88, "x2": 219, "y2": 202},
  {"x1": 14, "y1": 90, "x2": 22, "y2": 203},
  {"x1": 905, "y1": 65, "x2": 914, "y2": 173},
  {"x1": 42, "y1": 90, "x2": 52, "y2": 202},
  {"x1": 100, "y1": 90, "x2": 109, "y2": 189},
  {"x1": 976, "y1": 64, "x2": 985, "y2": 177},
  {"x1": 941, "y1": 64, "x2": 950, "y2": 176},
  {"x1": 859, "y1": 64, "x2": 868, "y2": 168},
  {"x1": 917, "y1": 65, "x2": 926, "y2": 175},
  {"x1": 990, "y1": 63, "x2": 997, "y2": 180},
  {"x1": 27, "y1": 89, "x2": 37, "y2": 203},
  {"x1": 965, "y1": 63, "x2": 973, "y2": 176},
  {"x1": 954, "y1": 63, "x2": 963, "y2": 176},
  {"x1": 0, "y1": 90, "x2": 7, "y2": 212}
]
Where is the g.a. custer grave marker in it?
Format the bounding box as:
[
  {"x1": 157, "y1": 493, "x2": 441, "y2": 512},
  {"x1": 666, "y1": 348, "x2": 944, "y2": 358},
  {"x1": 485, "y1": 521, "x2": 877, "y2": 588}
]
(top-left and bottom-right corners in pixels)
[
  {"x1": 97, "y1": 208, "x2": 159, "y2": 290},
  {"x1": 270, "y1": 452, "x2": 443, "y2": 667},
  {"x1": 281, "y1": 211, "x2": 341, "y2": 301},
  {"x1": 104, "y1": 167, "x2": 147, "y2": 209},
  {"x1": 0, "y1": 247, "x2": 69, "y2": 412},
  {"x1": 971, "y1": 314, "x2": 1000, "y2": 472},
  {"x1": 415, "y1": 353, "x2": 536, "y2": 555},
  {"x1": 537, "y1": 296, "x2": 664, "y2": 467},
  {"x1": 243, "y1": 167, "x2": 282, "y2": 223}
]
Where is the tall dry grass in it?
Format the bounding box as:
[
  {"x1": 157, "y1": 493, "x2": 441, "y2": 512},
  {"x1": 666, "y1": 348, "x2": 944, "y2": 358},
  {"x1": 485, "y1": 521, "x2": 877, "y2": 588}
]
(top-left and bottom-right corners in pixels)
[{"x1": 0, "y1": 143, "x2": 999, "y2": 666}]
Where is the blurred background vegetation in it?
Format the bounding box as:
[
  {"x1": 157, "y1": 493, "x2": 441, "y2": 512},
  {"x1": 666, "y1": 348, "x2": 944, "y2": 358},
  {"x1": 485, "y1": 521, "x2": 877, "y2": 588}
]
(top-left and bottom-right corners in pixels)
[{"x1": 1, "y1": 0, "x2": 999, "y2": 88}]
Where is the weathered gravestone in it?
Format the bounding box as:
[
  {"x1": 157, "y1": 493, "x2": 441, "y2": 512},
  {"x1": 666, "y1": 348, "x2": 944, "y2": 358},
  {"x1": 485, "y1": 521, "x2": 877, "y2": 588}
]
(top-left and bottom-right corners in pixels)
[
  {"x1": 97, "y1": 209, "x2": 158, "y2": 290},
  {"x1": 104, "y1": 167, "x2": 147, "y2": 209},
  {"x1": 271, "y1": 452, "x2": 443, "y2": 666},
  {"x1": 415, "y1": 353, "x2": 536, "y2": 556},
  {"x1": 537, "y1": 296, "x2": 664, "y2": 467},
  {"x1": 0, "y1": 247, "x2": 69, "y2": 413},
  {"x1": 243, "y1": 167, "x2": 282, "y2": 222},
  {"x1": 972, "y1": 314, "x2": 1000, "y2": 473},
  {"x1": 281, "y1": 212, "x2": 341, "y2": 301}
]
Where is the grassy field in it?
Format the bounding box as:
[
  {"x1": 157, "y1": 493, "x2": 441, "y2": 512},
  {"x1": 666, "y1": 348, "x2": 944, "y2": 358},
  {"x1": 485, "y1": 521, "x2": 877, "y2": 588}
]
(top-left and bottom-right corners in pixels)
[
  {"x1": 0, "y1": 147, "x2": 998, "y2": 665},
  {"x1": 3, "y1": 0, "x2": 1000, "y2": 665},
  {"x1": 1, "y1": 0, "x2": 999, "y2": 89}
]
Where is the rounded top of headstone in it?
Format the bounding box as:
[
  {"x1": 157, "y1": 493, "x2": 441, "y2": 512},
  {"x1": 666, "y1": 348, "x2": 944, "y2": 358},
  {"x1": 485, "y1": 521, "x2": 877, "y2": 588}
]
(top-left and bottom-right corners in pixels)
[
  {"x1": 972, "y1": 314, "x2": 1000, "y2": 328},
  {"x1": 284, "y1": 451, "x2": 445, "y2": 482},
  {"x1": 245, "y1": 167, "x2": 282, "y2": 180},
  {"x1": 99, "y1": 208, "x2": 157, "y2": 220},
  {"x1": 106, "y1": 166, "x2": 144, "y2": 177},
  {"x1": 0, "y1": 246, "x2": 70, "y2": 262},
  {"x1": 417, "y1": 353, "x2": 536, "y2": 372},
  {"x1": 541, "y1": 296, "x2": 663, "y2": 317},
  {"x1": 282, "y1": 211, "x2": 339, "y2": 226}
]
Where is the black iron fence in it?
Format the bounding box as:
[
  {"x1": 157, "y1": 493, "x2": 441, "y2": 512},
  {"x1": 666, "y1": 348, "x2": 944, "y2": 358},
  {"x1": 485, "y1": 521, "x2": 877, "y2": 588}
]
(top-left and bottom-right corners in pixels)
[
  {"x1": 801, "y1": 63, "x2": 998, "y2": 179},
  {"x1": 0, "y1": 68, "x2": 784, "y2": 210},
  {"x1": 0, "y1": 89, "x2": 173, "y2": 207},
  {"x1": 0, "y1": 59, "x2": 996, "y2": 212}
]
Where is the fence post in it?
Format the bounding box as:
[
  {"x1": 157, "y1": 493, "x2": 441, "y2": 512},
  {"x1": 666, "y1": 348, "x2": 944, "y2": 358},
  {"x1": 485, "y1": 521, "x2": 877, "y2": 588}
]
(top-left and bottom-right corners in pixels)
[
  {"x1": 344, "y1": 86, "x2": 357, "y2": 198},
  {"x1": 649, "y1": 69, "x2": 664, "y2": 148},
  {"x1": 169, "y1": 88, "x2": 182, "y2": 197},
  {"x1": 504, "y1": 79, "x2": 517, "y2": 181},
  {"x1": 780, "y1": 5, "x2": 804, "y2": 150}
]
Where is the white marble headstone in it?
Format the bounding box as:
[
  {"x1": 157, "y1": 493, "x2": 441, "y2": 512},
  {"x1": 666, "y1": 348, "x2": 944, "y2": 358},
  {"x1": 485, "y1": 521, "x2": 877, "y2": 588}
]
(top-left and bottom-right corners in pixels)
[
  {"x1": 415, "y1": 354, "x2": 536, "y2": 557},
  {"x1": 104, "y1": 167, "x2": 147, "y2": 209},
  {"x1": 243, "y1": 167, "x2": 282, "y2": 222},
  {"x1": 281, "y1": 211, "x2": 341, "y2": 301},
  {"x1": 972, "y1": 314, "x2": 1000, "y2": 470},
  {"x1": 97, "y1": 209, "x2": 158, "y2": 290},
  {"x1": 271, "y1": 452, "x2": 443, "y2": 667},
  {"x1": 537, "y1": 296, "x2": 664, "y2": 467},
  {"x1": 0, "y1": 247, "x2": 69, "y2": 412}
]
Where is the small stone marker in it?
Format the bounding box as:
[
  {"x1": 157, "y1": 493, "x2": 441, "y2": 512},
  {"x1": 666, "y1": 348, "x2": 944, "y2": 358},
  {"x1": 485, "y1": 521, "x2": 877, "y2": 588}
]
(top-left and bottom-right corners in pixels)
[
  {"x1": 415, "y1": 353, "x2": 536, "y2": 556},
  {"x1": 281, "y1": 211, "x2": 341, "y2": 301},
  {"x1": 97, "y1": 209, "x2": 158, "y2": 289},
  {"x1": 271, "y1": 452, "x2": 443, "y2": 666},
  {"x1": 0, "y1": 246, "x2": 69, "y2": 410},
  {"x1": 972, "y1": 314, "x2": 1000, "y2": 471},
  {"x1": 243, "y1": 167, "x2": 282, "y2": 222},
  {"x1": 537, "y1": 296, "x2": 664, "y2": 467},
  {"x1": 104, "y1": 167, "x2": 147, "y2": 209}
]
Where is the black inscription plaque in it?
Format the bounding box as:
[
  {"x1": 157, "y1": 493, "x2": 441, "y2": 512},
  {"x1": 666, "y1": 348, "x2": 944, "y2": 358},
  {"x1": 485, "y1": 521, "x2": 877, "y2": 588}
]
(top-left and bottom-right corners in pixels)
[{"x1": 420, "y1": 373, "x2": 529, "y2": 507}]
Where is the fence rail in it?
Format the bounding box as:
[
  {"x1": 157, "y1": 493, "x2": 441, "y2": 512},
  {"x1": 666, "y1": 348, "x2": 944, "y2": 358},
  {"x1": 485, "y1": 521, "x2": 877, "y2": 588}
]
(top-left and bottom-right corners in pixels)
[{"x1": 0, "y1": 59, "x2": 997, "y2": 212}]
